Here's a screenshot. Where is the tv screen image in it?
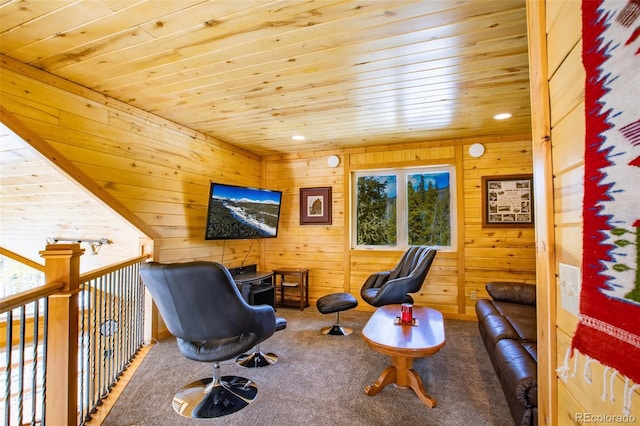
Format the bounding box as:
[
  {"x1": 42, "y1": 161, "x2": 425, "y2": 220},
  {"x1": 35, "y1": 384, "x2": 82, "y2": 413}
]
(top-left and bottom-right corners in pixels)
[{"x1": 205, "y1": 183, "x2": 283, "y2": 240}]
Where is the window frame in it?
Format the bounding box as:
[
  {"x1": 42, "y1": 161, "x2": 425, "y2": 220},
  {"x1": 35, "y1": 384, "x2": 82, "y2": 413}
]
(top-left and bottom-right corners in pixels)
[{"x1": 351, "y1": 165, "x2": 457, "y2": 251}]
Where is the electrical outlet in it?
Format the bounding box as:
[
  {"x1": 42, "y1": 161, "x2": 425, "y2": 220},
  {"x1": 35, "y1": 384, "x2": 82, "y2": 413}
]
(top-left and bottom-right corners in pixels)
[{"x1": 470, "y1": 290, "x2": 477, "y2": 301}]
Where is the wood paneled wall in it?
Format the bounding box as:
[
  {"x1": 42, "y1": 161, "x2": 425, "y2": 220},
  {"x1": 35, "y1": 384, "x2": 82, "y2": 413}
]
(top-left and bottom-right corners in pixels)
[
  {"x1": 265, "y1": 135, "x2": 536, "y2": 318},
  {"x1": 263, "y1": 154, "x2": 345, "y2": 300},
  {"x1": 541, "y1": 1, "x2": 639, "y2": 422},
  {"x1": 462, "y1": 139, "x2": 536, "y2": 315},
  {"x1": 347, "y1": 144, "x2": 460, "y2": 315},
  {"x1": 1, "y1": 57, "x2": 262, "y2": 269},
  {"x1": 2, "y1": 54, "x2": 536, "y2": 324}
]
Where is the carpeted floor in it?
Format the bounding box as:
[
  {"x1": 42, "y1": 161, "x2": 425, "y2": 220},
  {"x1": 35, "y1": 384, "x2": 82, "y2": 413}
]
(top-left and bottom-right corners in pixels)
[{"x1": 102, "y1": 307, "x2": 514, "y2": 425}]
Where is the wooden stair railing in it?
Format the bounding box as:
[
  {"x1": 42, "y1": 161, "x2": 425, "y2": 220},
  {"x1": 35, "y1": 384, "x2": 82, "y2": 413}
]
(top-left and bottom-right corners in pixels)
[
  {"x1": 1, "y1": 244, "x2": 149, "y2": 425},
  {"x1": 41, "y1": 243, "x2": 84, "y2": 426}
]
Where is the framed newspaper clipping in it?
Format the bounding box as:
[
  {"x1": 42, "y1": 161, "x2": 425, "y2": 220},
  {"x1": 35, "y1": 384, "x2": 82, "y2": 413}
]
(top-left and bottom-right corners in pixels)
[{"x1": 481, "y1": 175, "x2": 533, "y2": 227}]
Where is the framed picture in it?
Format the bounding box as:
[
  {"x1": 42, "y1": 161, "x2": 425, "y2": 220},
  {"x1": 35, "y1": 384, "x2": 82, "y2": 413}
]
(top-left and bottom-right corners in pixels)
[
  {"x1": 481, "y1": 175, "x2": 534, "y2": 227},
  {"x1": 300, "y1": 187, "x2": 332, "y2": 225}
]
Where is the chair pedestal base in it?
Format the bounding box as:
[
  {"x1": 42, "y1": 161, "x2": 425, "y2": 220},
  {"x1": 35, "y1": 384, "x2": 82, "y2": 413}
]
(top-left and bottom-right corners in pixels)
[
  {"x1": 172, "y1": 375, "x2": 257, "y2": 418},
  {"x1": 236, "y1": 350, "x2": 278, "y2": 368},
  {"x1": 322, "y1": 324, "x2": 353, "y2": 336}
]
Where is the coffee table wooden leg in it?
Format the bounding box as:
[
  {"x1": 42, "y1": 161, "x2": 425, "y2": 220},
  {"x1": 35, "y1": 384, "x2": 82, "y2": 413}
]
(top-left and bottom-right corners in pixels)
[
  {"x1": 391, "y1": 356, "x2": 411, "y2": 388},
  {"x1": 364, "y1": 365, "x2": 397, "y2": 396},
  {"x1": 364, "y1": 355, "x2": 436, "y2": 408},
  {"x1": 406, "y1": 368, "x2": 436, "y2": 408}
]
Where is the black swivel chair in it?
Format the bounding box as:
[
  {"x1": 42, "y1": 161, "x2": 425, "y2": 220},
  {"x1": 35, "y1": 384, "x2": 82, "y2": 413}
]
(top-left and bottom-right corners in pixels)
[
  {"x1": 360, "y1": 246, "x2": 437, "y2": 307},
  {"x1": 139, "y1": 261, "x2": 276, "y2": 419},
  {"x1": 236, "y1": 316, "x2": 287, "y2": 367}
]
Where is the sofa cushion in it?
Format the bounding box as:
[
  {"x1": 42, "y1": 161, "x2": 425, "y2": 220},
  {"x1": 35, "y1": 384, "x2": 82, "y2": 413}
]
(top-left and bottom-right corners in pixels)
[
  {"x1": 486, "y1": 282, "x2": 536, "y2": 306},
  {"x1": 475, "y1": 298, "x2": 499, "y2": 321},
  {"x1": 521, "y1": 342, "x2": 538, "y2": 363},
  {"x1": 492, "y1": 301, "x2": 537, "y2": 342},
  {"x1": 482, "y1": 313, "x2": 521, "y2": 342},
  {"x1": 495, "y1": 339, "x2": 537, "y2": 408}
]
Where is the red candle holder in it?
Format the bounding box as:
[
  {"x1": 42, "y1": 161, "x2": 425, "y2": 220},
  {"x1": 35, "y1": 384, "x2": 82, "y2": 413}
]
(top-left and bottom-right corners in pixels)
[{"x1": 401, "y1": 303, "x2": 413, "y2": 323}]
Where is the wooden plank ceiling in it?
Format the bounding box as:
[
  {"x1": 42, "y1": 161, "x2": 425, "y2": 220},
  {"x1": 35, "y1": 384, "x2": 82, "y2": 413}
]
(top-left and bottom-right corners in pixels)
[
  {"x1": 0, "y1": 0, "x2": 531, "y2": 269},
  {"x1": 0, "y1": 0, "x2": 531, "y2": 156}
]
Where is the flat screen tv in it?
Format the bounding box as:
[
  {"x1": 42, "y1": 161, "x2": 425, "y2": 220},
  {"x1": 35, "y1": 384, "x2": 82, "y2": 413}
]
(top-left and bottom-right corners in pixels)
[{"x1": 205, "y1": 183, "x2": 283, "y2": 240}]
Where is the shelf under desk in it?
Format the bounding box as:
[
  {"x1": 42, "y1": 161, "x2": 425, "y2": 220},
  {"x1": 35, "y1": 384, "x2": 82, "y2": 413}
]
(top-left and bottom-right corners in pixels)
[{"x1": 231, "y1": 268, "x2": 275, "y2": 308}]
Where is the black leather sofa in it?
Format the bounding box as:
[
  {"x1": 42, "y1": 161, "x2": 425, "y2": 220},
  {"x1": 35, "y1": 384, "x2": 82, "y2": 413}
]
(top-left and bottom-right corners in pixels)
[{"x1": 475, "y1": 282, "x2": 537, "y2": 426}]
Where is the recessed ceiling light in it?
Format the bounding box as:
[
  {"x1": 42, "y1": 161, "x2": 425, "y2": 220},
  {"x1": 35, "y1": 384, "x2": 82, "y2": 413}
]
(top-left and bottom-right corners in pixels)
[
  {"x1": 292, "y1": 135, "x2": 306, "y2": 141},
  {"x1": 493, "y1": 113, "x2": 512, "y2": 120}
]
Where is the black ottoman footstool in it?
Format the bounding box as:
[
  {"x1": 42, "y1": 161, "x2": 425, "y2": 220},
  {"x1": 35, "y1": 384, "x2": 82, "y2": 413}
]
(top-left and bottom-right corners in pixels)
[{"x1": 316, "y1": 292, "x2": 358, "y2": 335}]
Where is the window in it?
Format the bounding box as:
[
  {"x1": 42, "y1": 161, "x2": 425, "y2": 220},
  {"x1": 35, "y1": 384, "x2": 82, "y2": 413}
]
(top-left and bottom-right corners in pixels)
[{"x1": 352, "y1": 166, "x2": 456, "y2": 250}]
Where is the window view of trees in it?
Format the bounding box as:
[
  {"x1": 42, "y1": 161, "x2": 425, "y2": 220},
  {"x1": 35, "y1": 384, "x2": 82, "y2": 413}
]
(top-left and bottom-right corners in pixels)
[
  {"x1": 354, "y1": 167, "x2": 454, "y2": 249},
  {"x1": 356, "y1": 175, "x2": 397, "y2": 245},
  {"x1": 407, "y1": 172, "x2": 451, "y2": 246}
]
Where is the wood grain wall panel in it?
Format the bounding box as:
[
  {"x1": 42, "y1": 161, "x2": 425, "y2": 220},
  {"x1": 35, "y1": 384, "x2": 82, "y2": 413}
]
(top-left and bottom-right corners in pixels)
[
  {"x1": 0, "y1": 2, "x2": 532, "y2": 157},
  {"x1": 553, "y1": 166, "x2": 583, "y2": 225},
  {"x1": 556, "y1": 382, "x2": 587, "y2": 426},
  {"x1": 556, "y1": 286, "x2": 579, "y2": 339},
  {"x1": 1, "y1": 62, "x2": 261, "y2": 268},
  {"x1": 0, "y1": 114, "x2": 147, "y2": 271},
  {"x1": 545, "y1": 1, "x2": 639, "y2": 420},
  {"x1": 3, "y1": 39, "x2": 534, "y2": 320},
  {"x1": 554, "y1": 226, "x2": 582, "y2": 278},
  {"x1": 462, "y1": 138, "x2": 536, "y2": 316},
  {"x1": 264, "y1": 136, "x2": 535, "y2": 317},
  {"x1": 349, "y1": 145, "x2": 455, "y2": 168},
  {"x1": 551, "y1": 102, "x2": 585, "y2": 174},
  {"x1": 263, "y1": 154, "x2": 346, "y2": 300},
  {"x1": 546, "y1": 0, "x2": 581, "y2": 79},
  {"x1": 446, "y1": 137, "x2": 533, "y2": 315},
  {"x1": 556, "y1": 331, "x2": 639, "y2": 422},
  {"x1": 547, "y1": 3, "x2": 588, "y2": 418},
  {"x1": 549, "y1": 41, "x2": 584, "y2": 128},
  {"x1": 347, "y1": 144, "x2": 464, "y2": 314}
]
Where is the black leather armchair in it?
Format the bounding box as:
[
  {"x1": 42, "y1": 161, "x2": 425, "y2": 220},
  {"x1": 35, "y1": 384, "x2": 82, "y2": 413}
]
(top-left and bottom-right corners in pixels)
[
  {"x1": 236, "y1": 316, "x2": 287, "y2": 367},
  {"x1": 360, "y1": 246, "x2": 437, "y2": 307},
  {"x1": 139, "y1": 261, "x2": 276, "y2": 419}
]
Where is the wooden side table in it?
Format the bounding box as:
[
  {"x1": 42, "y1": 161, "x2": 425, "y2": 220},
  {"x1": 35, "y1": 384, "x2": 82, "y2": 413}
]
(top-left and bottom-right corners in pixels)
[{"x1": 273, "y1": 268, "x2": 309, "y2": 310}]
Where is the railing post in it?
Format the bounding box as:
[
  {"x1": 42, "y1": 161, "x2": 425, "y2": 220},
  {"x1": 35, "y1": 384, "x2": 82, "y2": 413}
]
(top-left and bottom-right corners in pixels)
[{"x1": 40, "y1": 243, "x2": 84, "y2": 426}]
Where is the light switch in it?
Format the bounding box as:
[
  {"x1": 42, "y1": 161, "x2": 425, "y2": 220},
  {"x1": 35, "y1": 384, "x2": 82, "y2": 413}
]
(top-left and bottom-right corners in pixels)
[{"x1": 559, "y1": 263, "x2": 581, "y2": 316}]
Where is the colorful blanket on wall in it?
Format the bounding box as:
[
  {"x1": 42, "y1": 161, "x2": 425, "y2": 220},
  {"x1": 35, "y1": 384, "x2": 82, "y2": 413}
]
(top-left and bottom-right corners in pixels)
[{"x1": 571, "y1": 0, "x2": 640, "y2": 391}]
